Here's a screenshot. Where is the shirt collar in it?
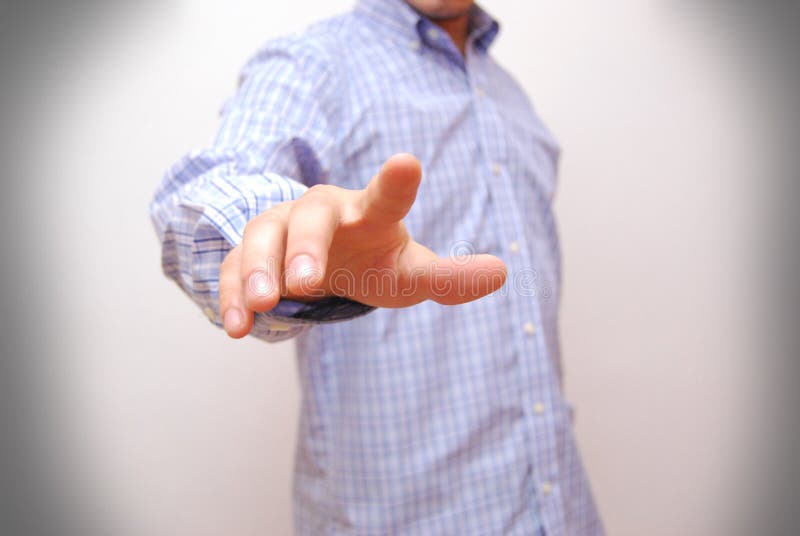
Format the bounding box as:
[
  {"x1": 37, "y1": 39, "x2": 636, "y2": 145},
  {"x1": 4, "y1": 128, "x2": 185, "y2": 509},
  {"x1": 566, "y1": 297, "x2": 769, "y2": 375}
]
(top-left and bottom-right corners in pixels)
[
  {"x1": 354, "y1": 0, "x2": 500, "y2": 53},
  {"x1": 467, "y1": 3, "x2": 500, "y2": 52}
]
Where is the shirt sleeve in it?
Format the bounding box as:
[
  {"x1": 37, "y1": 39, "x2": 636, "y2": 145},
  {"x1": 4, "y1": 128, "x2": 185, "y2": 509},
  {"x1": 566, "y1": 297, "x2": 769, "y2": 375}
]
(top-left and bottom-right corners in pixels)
[{"x1": 150, "y1": 37, "x2": 374, "y2": 342}]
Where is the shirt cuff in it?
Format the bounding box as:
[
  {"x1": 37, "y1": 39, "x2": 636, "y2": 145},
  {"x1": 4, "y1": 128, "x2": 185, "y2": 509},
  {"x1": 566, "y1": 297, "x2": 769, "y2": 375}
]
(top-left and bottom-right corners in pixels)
[{"x1": 264, "y1": 296, "x2": 376, "y2": 325}]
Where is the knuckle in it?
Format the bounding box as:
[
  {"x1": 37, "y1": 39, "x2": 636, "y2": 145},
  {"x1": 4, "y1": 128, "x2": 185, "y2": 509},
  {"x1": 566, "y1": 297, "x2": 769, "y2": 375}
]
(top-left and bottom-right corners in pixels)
[
  {"x1": 306, "y1": 183, "x2": 335, "y2": 196},
  {"x1": 241, "y1": 214, "x2": 284, "y2": 246},
  {"x1": 302, "y1": 184, "x2": 339, "y2": 206},
  {"x1": 250, "y1": 211, "x2": 282, "y2": 232}
]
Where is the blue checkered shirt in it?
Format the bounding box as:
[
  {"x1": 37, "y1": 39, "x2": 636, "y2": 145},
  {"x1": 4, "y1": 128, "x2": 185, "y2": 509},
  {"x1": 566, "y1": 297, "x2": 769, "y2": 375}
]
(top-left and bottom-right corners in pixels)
[{"x1": 150, "y1": 0, "x2": 603, "y2": 534}]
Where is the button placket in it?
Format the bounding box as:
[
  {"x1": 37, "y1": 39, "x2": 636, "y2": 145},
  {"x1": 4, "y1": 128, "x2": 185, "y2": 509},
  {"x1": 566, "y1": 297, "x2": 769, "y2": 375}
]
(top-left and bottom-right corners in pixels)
[{"x1": 467, "y1": 50, "x2": 565, "y2": 531}]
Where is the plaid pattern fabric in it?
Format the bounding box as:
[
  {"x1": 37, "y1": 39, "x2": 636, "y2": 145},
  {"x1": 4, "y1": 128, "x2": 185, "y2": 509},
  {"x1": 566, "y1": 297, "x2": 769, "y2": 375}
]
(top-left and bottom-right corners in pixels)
[{"x1": 150, "y1": 0, "x2": 603, "y2": 533}]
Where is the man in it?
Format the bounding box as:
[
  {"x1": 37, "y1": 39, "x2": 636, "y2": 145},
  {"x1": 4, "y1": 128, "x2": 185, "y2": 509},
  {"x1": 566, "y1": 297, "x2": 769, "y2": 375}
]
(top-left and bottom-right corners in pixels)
[{"x1": 151, "y1": 0, "x2": 603, "y2": 533}]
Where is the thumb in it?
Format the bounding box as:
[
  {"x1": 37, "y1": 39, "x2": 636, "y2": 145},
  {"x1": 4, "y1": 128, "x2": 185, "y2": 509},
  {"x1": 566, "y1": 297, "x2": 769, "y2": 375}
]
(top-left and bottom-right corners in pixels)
[
  {"x1": 361, "y1": 153, "x2": 422, "y2": 225},
  {"x1": 421, "y1": 253, "x2": 508, "y2": 305}
]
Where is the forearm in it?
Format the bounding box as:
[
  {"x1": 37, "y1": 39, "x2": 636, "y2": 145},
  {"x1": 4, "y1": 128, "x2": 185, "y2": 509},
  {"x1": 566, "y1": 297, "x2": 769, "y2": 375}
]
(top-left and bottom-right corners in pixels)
[{"x1": 151, "y1": 36, "x2": 384, "y2": 341}]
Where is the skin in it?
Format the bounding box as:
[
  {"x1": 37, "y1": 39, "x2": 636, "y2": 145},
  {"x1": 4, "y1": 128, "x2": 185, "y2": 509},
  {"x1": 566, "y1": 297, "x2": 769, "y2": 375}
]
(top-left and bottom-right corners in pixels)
[
  {"x1": 220, "y1": 3, "x2": 504, "y2": 339},
  {"x1": 406, "y1": 0, "x2": 473, "y2": 54}
]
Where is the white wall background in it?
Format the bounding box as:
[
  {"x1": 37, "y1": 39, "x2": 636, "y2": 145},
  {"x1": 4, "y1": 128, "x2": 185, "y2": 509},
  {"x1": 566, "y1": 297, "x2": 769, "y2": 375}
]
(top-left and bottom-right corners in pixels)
[{"x1": 39, "y1": 1, "x2": 767, "y2": 534}]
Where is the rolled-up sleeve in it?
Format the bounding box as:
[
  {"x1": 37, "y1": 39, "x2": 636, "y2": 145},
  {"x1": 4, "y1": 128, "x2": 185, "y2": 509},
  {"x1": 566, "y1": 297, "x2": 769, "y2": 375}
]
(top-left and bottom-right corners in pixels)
[{"x1": 150, "y1": 37, "x2": 372, "y2": 342}]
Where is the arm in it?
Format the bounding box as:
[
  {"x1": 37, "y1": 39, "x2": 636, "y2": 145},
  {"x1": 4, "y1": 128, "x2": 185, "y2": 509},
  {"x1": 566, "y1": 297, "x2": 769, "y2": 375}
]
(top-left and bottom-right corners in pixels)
[
  {"x1": 150, "y1": 38, "x2": 347, "y2": 342},
  {"x1": 152, "y1": 38, "x2": 509, "y2": 343}
]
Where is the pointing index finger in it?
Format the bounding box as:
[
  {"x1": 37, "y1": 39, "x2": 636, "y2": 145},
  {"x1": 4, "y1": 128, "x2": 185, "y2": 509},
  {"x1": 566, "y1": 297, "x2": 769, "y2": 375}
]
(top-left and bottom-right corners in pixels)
[{"x1": 361, "y1": 153, "x2": 422, "y2": 225}]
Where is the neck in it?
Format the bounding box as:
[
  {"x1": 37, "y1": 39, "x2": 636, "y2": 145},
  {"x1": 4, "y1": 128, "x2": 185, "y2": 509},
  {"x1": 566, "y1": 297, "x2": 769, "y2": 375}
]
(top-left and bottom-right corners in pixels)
[{"x1": 431, "y1": 14, "x2": 469, "y2": 55}]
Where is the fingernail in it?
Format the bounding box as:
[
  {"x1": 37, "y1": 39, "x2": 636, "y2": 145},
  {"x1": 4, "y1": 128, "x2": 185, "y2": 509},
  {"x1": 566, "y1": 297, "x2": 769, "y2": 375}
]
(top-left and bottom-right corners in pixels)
[
  {"x1": 288, "y1": 254, "x2": 319, "y2": 282},
  {"x1": 223, "y1": 309, "x2": 243, "y2": 332},
  {"x1": 249, "y1": 270, "x2": 272, "y2": 296}
]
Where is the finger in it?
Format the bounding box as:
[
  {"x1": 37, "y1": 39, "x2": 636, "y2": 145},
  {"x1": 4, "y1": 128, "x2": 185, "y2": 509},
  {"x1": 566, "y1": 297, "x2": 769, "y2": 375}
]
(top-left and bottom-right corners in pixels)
[
  {"x1": 361, "y1": 153, "x2": 422, "y2": 225},
  {"x1": 219, "y1": 244, "x2": 253, "y2": 338},
  {"x1": 424, "y1": 254, "x2": 507, "y2": 305},
  {"x1": 396, "y1": 240, "x2": 506, "y2": 305},
  {"x1": 284, "y1": 185, "x2": 342, "y2": 297},
  {"x1": 241, "y1": 203, "x2": 289, "y2": 312},
  {"x1": 377, "y1": 241, "x2": 506, "y2": 306}
]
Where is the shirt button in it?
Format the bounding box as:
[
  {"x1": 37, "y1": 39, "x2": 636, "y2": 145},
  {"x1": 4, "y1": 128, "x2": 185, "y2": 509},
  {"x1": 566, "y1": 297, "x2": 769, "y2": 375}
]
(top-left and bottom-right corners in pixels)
[
  {"x1": 475, "y1": 86, "x2": 485, "y2": 97},
  {"x1": 492, "y1": 162, "x2": 502, "y2": 176},
  {"x1": 523, "y1": 322, "x2": 536, "y2": 335},
  {"x1": 542, "y1": 481, "x2": 553, "y2": 495},
  {"x1": 534, "y1": 402, "x2": 545, "y2": 415},
  {"x1": 409, "y1": 40, "x2": 420, "y2": 51},
  {"x1": 509, "y1": 241, "x2": 520, "y2": 253},
  {"x1": 203, "y1": 307, "x2": 216, "y2": 322},
  {"x1": 426, "y1": 28, "x2": 440, "y2": 40}
]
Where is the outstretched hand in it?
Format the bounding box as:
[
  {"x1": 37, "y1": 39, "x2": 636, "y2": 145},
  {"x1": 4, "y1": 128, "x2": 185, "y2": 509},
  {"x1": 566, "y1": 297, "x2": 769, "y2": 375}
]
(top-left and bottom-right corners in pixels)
[{"x1": 219, "y1": 153, "x2": 507, "y2": 338}]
